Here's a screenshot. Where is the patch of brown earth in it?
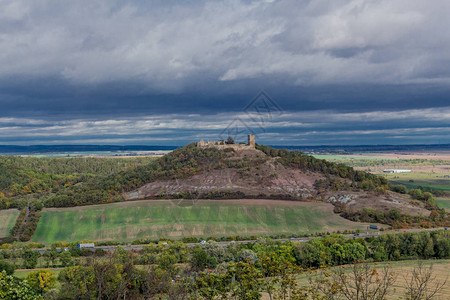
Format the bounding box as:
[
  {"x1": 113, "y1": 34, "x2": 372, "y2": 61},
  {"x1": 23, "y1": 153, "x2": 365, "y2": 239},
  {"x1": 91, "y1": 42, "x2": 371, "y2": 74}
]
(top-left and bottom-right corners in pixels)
[
  {"x1": 126, "y1": 157, "x2": 324, "y2": 200},
  {"x1": 324, "y1": 191, "x2": 430, "y2": 217}
]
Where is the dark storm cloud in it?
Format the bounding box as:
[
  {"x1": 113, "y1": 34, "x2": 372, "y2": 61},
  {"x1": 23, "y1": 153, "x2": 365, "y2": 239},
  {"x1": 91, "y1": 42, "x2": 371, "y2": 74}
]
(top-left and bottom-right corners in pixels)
[{"x1": 0, "y1": 0, "x2": 450, "y2": 144}]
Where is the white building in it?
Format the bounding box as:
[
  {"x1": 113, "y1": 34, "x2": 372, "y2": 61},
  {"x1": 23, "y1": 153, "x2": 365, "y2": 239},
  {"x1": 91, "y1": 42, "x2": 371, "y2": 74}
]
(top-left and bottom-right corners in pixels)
[{"x1": 382, "y1": 169, "x2": 411, "y2": 173}]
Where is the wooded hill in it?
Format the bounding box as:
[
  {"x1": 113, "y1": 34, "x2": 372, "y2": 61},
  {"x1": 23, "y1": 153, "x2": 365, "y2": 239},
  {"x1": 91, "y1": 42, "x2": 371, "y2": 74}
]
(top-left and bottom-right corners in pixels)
[{"x1": 0, "y1": 143, "x2": 448, "y2": 242}]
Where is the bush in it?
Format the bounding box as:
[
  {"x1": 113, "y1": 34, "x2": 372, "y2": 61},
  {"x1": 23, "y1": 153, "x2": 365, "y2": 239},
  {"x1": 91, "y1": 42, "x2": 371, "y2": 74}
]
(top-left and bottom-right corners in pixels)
[
  {"x1": 26, "y1": 269, "x2": 56, "y2": 294},
  {"x1": 0, "y1": 260, "x2": 15, "y2": 275},
  {"x1": 390, "y1": 185, "x2": 407, "y2": 194},
  {"x1": 0, "y1": 271, "x2": 43, "y2": 300}
]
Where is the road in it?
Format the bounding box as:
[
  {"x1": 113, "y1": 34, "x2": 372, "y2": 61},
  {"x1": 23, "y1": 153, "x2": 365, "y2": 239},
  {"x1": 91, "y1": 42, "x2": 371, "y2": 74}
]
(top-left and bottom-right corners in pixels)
[{"x1": 34, "y1": 227, "x2": 446, "y2": 254}]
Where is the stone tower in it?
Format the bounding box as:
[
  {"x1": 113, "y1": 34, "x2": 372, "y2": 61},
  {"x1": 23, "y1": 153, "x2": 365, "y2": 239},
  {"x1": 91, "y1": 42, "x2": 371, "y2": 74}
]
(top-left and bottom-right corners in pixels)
[{"x1": 248, "y1": 134, "x2": 255, "y2": 148}]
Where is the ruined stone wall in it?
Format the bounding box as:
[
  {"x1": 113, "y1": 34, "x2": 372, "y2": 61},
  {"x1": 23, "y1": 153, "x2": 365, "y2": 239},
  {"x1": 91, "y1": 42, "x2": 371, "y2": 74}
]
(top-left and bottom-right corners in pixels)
[
  {"x1": 197, "y1": 142, "x2": 253, "y2": 150},
  {"x1": 197, "y1": 135, "x2": 256, "y2": 150},
  {"x1": 210, "y1": 144, "x2": 253, "y2": 150},
  {"x1": 248, "y1": 134, "x2": 255, "y2": 148}
]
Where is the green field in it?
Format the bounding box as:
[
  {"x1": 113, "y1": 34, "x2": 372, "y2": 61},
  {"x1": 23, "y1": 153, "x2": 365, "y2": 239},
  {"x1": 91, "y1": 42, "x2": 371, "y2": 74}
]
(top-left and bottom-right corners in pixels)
[
  {"x1": 435, "y1": 197, "x2": 450, "y2": 212},
  {"x1": 313, "y1": 154, "x2": 396, "y2": 161},
  {"x1": 312, "y1": 154, "x2": 450, "y2": 167},
  {"x1": 32, "y1": 200, "x2": 369, "y2": 245},
  {"x1": 0, "y1": 209, "x2": 20, "y2": 238},
  {"x1": 380, "y1": 172, "x2": 450, "y2": 191},
  {"x1": 314, "y1": 153, "x2": 450, "y2": 190}
]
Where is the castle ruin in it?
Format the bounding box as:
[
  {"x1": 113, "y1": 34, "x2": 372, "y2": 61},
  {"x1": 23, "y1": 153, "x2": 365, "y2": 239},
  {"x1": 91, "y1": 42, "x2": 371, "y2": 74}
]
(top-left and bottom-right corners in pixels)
[
  {"x1": 197, "y1": 134, "x2": 256, "y2": 150},
  {"x1": 248, "y1": 134, "x2": 255, "y2": 148}
]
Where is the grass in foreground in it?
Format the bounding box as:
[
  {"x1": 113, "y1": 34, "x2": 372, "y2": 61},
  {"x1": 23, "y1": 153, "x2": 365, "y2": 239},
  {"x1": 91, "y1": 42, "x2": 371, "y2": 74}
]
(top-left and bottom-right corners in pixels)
[
  {"x1": 32, "y1": 199, "x2": 369, "y2": 244},
  {"x1": 287, "y1": 259, "x2": 450, "y2": 300},
  {"x1": 0, "y1": 209, "x2": 20, "y2": 238}
]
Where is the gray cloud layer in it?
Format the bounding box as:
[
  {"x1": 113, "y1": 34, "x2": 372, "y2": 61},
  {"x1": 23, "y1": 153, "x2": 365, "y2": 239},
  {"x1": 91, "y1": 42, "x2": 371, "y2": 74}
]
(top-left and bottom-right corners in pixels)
[
  {"x1": 0, "y1": 107, "x2": 448, "y2": 145},
  {"x1": 0, "y1": 0, "x2": 449, "y2": 145},
  {"x1": 3, "y1": 0, "x2": 450, "y2": 86}
]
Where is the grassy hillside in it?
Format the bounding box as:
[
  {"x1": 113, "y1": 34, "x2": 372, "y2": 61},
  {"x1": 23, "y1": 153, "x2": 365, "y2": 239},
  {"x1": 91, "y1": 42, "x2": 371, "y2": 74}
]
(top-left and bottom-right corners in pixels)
[
  {"x1": 32, "y1": 199, "x2": 369, "y2": 244},
  {"x1": 0, "y1": 209, "x2": 20, "y2": 238}
]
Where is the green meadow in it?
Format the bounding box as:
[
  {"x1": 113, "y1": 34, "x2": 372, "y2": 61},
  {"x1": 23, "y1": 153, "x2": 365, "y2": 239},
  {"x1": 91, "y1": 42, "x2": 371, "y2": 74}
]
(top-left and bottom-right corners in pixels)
[
  {"x1": 380, "y1": 172, "x2": 450, "y2": 191},
  {"x1": 435, "y1": 197, "x2": 450, "y2": 212},
  {"x1": 32, "y1": 200, "x2": 368, "y2": 245},
  {"x1": 0, "y1": 209, "x2": 20, "y2": 238}
]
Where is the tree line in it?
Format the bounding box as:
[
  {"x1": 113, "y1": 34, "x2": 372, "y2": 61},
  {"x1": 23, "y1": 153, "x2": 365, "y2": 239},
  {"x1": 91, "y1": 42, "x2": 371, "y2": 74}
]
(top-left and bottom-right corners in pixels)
[{"x1": 0, "y1": 230, "x2": 448, "y2": 299}]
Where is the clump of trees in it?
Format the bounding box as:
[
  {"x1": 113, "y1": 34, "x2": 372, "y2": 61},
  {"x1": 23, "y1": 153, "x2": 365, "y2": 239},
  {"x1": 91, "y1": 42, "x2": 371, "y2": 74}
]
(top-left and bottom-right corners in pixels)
[
  {"x1": 340, "y1": 207, "x2": 448, "y2": 229},
  {"x1": 257, "y1": 145, "x2": 389, "y2": 193},
  {"x1": 0, "y1": 271, "x2": 44, "y2": 299},
  {"x1": 0, "y1": 230, "x2": 449, "y2": 299},
  {"x1": 0, "y1": 156, "x2": 157, "y2": 209}
]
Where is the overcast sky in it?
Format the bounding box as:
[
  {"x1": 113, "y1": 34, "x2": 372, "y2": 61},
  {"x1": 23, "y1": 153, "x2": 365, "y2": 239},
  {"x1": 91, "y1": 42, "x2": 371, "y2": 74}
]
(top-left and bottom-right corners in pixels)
[{"x1": 1, "y1": 0, "x2": 450, "y2": 145}]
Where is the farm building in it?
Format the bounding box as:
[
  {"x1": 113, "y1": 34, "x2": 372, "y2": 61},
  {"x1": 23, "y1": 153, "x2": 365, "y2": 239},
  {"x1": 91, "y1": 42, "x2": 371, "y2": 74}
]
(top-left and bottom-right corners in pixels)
[{"x1": 382, "y1": 169, "x2": 412, "y2": 173}]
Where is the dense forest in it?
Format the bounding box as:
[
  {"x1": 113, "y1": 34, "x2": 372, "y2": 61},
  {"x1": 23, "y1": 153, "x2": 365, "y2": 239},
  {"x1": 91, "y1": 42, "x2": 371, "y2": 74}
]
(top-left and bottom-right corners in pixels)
[{"x1": 0, "y1": 156, "x2": 156, "y2": 208}]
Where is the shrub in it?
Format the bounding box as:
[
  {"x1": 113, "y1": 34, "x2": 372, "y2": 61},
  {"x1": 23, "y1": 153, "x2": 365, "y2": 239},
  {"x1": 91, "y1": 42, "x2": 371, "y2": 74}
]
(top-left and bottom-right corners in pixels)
[{"x1": 0, "y1": 260, "x2": 15, "y2": 275}]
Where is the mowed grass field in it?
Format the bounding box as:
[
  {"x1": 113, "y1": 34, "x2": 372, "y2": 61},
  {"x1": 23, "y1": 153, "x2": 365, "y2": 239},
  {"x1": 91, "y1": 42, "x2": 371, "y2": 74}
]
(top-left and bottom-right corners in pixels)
[
  {"x1": 32, "y1": 199, "x2": 369, "y2": 244},
  {"x1": 285, "y1": 259, "x2": 450, "y2": 300},
  {"x1": 0, "y1": 209, "x2": 20, "y2": 238}
]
